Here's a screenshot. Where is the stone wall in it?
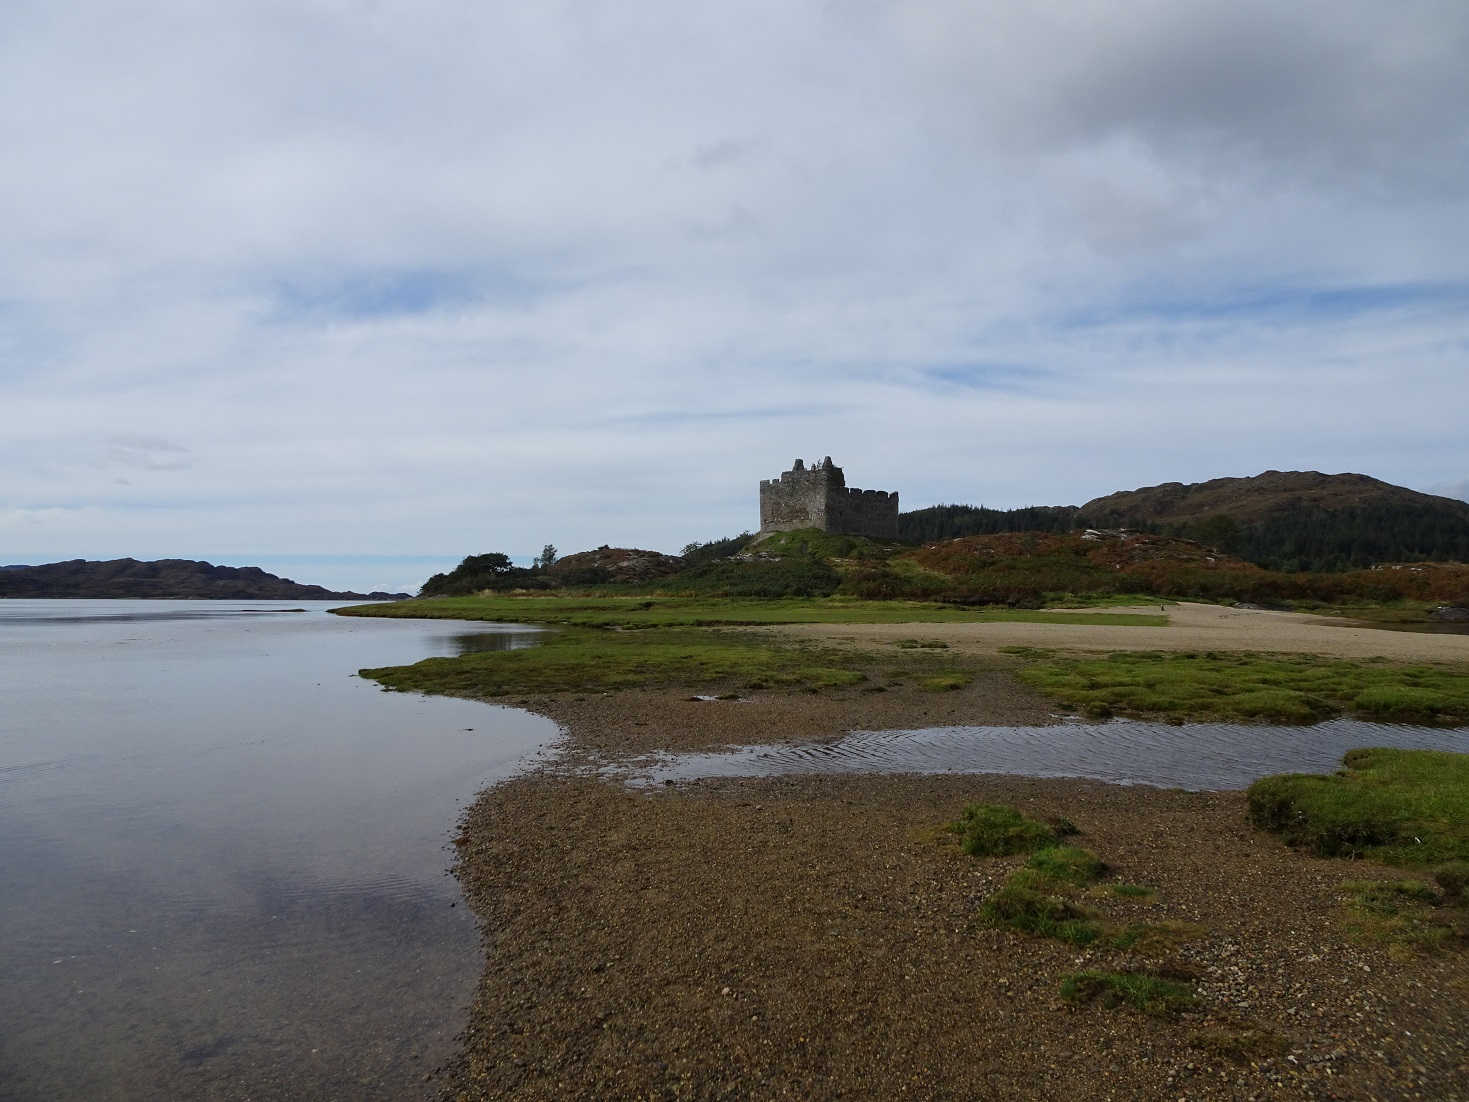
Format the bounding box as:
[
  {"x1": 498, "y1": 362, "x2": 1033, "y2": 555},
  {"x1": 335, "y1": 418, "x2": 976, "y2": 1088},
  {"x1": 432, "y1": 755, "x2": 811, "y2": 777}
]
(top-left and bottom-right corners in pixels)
[{"x1": 759, "y1": 458, "x2": 898, "y2": 538}]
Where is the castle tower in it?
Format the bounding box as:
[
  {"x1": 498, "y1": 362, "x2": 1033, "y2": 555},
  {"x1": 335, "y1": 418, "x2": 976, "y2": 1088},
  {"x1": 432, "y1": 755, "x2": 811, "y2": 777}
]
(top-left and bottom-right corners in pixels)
[{"x1": 758, "y1": 457, "x2": 899, "y2": 538}]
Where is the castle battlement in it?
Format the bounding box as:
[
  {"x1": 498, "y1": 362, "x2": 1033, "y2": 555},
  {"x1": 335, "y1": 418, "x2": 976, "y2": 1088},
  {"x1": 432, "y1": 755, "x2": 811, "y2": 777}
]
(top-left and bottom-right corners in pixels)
[{"x1": 758, "y1": 457, "x2": 898, "y2": 538}]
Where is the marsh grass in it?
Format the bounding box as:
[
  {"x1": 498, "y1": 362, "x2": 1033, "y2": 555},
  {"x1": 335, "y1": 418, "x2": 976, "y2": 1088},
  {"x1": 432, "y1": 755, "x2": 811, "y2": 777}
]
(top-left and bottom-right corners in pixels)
[
  {"x1": 1059, "y1": 970, "x2": 1196, "y2": 1018},
  {"x1": 1016, "y1": 651, "x2": 1469, "y2": 725},
  {"x1": 1247, "y1": 748, "x2": 1469, "y2": 865},
  {"x1": 359, "y1": 624, "x2": 992, "y2": 698},
  {"x1": 360, "y1": 627, "x2": 873, "y2": 696}
]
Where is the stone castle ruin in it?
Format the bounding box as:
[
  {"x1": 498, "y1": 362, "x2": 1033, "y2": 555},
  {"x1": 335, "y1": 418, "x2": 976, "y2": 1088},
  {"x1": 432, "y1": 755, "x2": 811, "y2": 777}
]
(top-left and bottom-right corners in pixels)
[{"x1": 759, "y1": 457, "x2": 899, "y2": 539}]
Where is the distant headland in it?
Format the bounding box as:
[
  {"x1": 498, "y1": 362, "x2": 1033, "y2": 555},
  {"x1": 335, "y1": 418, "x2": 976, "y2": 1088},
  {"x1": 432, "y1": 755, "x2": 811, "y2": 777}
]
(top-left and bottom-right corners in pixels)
[{"x1": 0, "y1": 558, "x2": 408, "y2": 601}]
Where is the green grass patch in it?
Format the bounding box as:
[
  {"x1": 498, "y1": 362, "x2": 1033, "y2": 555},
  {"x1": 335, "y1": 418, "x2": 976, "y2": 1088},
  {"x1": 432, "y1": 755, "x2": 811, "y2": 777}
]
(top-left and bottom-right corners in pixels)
[
  {"x1": 1060, "y1": 970, "x2": 1196, "y2": 1018},
  {"x1": 334, "y1": 594, "x2": 1166, "y2": 629},
  {"x1": 1110, "y1": 883, "x2": 1156, "y2": 898},
  {"x1": 1014, "y1": 650, "x2": 1469, "y2": 725},
  {"x1": 359, "y1": 627, "x2": 880, "y2": 697},
  {"x1": 981, "y1": 876, "x2": 1103, "y2": 945},
  {"x1": 1025, "y1": 845, "x2": 1107, "y2": 886},
  {"x1": 1247, "y1": 748, "x2": 1469, "y2": 865},
  {"x1": 951, "y1": 804, "x2": 1061, "y2": 857}
]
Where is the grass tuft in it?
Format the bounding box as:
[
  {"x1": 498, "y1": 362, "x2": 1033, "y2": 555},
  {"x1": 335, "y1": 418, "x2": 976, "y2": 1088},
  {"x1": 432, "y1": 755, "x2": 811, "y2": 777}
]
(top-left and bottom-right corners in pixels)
[
  {"x1": 1025, "y1": 845, "x2": 1107, "y2": 886},
  {"x1": 952, "y1": 804, "x2": 1060, "y2": 857},
  {"x1": 981, "y1": 879, "x2": 1102, "y2": 945},
  {"x1": 1060, "y1": 970, "x2": 1196, "y2": 1017}
]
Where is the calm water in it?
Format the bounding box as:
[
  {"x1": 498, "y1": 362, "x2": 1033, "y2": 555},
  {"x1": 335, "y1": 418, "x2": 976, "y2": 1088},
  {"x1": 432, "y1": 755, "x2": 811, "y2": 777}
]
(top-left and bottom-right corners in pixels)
[
  {"x1": 0, "y1": 601, "x2": 556, "y2": 1102},
  {"x1": 629, "y1": 717, "x2": 1469, "y2": 790}
]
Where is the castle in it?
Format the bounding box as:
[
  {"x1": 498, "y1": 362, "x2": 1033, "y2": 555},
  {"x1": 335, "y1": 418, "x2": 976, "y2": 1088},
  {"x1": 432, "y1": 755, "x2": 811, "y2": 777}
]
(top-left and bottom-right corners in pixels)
[{"x1": 759, "y1": 458, "x2": 899, "y2": 539}]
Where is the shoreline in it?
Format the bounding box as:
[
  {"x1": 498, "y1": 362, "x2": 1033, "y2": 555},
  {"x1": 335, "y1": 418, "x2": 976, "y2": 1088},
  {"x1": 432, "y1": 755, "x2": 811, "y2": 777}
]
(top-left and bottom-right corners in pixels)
[{"x1": 391, "y1": 604, "x2": 1469, "y2": 1099}]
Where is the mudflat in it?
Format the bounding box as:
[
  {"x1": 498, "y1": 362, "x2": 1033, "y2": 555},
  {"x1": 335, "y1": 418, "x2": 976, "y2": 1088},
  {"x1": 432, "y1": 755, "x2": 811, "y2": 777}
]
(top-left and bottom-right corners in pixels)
[
  {"x1": 772, "y1": 601, "x2": 1469, "y2": 663},
  {"x1": 441, "y1": 608, "x2": 1469, "y2": 1100}
]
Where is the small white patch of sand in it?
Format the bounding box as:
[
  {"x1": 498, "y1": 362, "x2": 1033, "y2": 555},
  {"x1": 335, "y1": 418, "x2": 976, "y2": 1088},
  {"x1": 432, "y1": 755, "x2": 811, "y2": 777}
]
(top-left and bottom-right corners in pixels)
[{"x1": 774, "y1": 602, "x2": 1469, "y2": 664}]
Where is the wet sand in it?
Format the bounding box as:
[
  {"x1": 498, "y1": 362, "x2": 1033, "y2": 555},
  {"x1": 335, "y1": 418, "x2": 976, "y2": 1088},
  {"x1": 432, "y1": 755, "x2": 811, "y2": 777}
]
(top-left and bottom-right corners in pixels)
[{"x1": 440, "y1": 608, "x2": 1469, "y2": 1100}]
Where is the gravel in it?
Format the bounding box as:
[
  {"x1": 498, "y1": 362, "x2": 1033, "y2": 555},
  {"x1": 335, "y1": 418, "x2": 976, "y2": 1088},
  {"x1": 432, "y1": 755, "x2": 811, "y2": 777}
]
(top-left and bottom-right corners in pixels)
[{"x1": 440, "y1": 676, "x2": 1469, "y2": 1100}]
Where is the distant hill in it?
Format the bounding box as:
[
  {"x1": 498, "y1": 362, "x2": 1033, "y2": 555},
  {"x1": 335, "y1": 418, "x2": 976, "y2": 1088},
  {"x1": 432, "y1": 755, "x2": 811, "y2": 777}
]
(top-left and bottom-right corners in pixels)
[
  {"x1": 0, "y1": 559, "x2": 408, "y2": 601},
  {"x1": 1076, "y1": 471, "x2": 1469, "y2": 571}
]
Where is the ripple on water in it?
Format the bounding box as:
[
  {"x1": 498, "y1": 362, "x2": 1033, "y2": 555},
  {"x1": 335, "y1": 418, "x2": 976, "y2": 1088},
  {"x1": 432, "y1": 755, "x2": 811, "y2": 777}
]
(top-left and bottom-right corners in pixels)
[{"x1": 628, "y1": 718, "x2": 1469, "y2": 791}]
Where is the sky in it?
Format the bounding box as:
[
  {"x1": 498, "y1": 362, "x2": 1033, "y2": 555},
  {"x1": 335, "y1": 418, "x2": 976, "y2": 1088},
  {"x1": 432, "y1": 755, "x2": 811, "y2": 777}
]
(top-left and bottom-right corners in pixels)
[{"x1": 3, "y1": 1, "x2": 1467, "y2": 595}]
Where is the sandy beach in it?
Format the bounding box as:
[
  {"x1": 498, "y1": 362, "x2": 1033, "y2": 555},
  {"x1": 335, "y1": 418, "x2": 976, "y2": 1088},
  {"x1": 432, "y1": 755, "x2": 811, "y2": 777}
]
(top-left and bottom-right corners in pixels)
[{"x1": 774, "y1": 602, "x2": 1469, "y2": 664}]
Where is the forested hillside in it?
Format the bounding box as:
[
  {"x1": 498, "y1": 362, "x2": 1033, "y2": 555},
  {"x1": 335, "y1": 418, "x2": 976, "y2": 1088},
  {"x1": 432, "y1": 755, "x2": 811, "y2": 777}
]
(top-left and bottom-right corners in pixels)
[
  {"x1": 898, "y1": 504, "x2": 1079, "y2": 542},
  {"x1": 1077, "y1": 471, "x2": 1469, "y2": 571},
  {"x1": 897, "y1": 472, "x2": 1469, "y2": 572}
]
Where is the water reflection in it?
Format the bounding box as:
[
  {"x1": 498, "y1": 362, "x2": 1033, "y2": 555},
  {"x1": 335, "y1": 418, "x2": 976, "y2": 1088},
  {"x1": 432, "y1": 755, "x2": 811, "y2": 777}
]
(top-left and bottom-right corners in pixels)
[
  {"x1": 438, "y1": 625, "x2": 548, "y2": 654},
  {"x1": 0, "y1": 600, "x2": 557, "y2": 1101}
]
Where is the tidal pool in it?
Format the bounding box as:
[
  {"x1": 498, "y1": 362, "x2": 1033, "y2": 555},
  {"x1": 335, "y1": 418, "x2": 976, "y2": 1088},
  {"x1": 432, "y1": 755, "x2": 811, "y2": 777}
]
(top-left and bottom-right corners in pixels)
[
  {"x1": 625, "y1": 716, "x2": 1469, "y2": 791},
  {"x1": 0, "y1": 601, "x2": 557, "y2": 1101}
]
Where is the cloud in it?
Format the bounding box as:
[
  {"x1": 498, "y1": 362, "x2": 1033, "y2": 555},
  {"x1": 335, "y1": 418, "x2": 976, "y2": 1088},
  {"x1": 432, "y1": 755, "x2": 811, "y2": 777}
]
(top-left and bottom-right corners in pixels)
[
  {"x1": 0, "y1": 1, "x2": 1466, "y2": 588},
  {"x1": 106, "y1": 435, "x2": 193, "y2": 472}
]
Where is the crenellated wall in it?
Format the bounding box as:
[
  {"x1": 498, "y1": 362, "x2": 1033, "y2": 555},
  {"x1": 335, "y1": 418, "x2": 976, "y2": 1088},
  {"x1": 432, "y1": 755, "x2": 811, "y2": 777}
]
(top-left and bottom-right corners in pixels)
[{"x1": 759, "y1": 457, "x2": 898, "y2": 538}]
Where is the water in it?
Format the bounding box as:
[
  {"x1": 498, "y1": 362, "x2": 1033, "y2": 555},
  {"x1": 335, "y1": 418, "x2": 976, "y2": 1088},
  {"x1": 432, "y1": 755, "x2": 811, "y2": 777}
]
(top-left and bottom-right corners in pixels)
[
  {"x1": 0, "y1": 600, "x2": 557, "y2": 1101},
  {"x1": 629, "y1": 717, "x2": 1469, "y2": 791}
]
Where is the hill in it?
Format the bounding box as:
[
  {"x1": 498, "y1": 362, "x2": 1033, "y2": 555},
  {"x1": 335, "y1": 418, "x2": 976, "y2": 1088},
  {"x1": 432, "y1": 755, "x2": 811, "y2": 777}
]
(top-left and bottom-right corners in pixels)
[
  {"x1": 1076, "y1": 471, "x2": 1469, "y2": 571},
  {"x1": 0, "y1": 559, "x2": 407, "y2": 600}
]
